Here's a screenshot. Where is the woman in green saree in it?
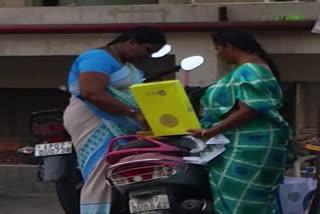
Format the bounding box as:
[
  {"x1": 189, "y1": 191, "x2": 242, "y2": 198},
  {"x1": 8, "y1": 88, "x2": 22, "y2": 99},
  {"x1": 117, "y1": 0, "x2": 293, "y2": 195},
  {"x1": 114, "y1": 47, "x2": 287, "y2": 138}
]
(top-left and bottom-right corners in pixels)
[{"x1": 188, "y1": 30, "x2": 293, "y2": 214}]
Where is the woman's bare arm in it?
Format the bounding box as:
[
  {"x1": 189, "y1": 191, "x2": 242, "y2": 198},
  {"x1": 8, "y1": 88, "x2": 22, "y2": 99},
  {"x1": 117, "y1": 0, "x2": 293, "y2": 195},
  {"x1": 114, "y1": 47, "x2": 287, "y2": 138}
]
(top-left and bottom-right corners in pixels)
[
  {"x1": 188, "y1": 101, "x2": 259, "y2": 138},
  {"x1": 79, "y1": 72, "x2": 136, "y2": 117}
]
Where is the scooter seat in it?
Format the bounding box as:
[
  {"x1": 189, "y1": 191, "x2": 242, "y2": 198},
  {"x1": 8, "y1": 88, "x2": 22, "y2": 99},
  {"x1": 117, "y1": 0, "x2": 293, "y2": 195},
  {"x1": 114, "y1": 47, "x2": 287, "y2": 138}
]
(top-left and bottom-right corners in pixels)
[
  {"x1": 114, "y1": 140, "x2": 158, "y2": 151},
  {"x1": 115, "y1": 136, "x2": 197, "y2": 151}
]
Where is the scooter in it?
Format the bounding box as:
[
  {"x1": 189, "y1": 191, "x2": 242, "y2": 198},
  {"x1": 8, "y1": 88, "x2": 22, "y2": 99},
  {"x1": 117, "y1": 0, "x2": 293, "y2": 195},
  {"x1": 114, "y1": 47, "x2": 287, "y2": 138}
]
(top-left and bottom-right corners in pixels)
[
  {"x1": 105, "y1": 55, "x2": 213, "y2": 214},
  {"x1": 106, "y1": 135, "x2": 213, "y2": 214}
]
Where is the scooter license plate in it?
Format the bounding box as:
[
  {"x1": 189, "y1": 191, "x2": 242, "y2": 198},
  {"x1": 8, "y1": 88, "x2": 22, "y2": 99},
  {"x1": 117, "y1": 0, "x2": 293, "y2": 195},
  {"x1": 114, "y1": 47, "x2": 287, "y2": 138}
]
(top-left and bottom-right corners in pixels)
[
  {"x1": 129, "y1": 194, "x2": 170, "y2": 213},
  {"x1": 34, "y1": 141, "x2": 72, "y2": 157}
]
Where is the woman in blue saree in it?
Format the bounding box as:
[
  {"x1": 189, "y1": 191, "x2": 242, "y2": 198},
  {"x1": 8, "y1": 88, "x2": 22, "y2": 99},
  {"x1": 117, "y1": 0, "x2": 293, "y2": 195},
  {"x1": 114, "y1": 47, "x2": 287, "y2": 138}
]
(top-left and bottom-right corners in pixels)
[{"x1": 63, "y1": 26, "x2": 166, "y2": 214}]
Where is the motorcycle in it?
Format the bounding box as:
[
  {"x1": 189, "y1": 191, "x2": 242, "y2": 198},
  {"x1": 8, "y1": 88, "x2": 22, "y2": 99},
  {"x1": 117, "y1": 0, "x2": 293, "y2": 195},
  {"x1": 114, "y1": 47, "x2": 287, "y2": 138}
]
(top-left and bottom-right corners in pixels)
[{"x1": 17, "y1": 109, "x2": 82, "y2": 214}]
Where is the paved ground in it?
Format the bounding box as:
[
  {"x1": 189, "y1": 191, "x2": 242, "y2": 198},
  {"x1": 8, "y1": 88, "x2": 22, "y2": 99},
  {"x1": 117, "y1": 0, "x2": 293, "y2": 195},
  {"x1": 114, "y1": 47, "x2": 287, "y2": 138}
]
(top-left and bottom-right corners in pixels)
[
  {"x1": 0, "y1": 165, "x2": 65, "y2": 214},
  {"x1": 0, "y1": 192, "x2": 64, "y2": 214}
]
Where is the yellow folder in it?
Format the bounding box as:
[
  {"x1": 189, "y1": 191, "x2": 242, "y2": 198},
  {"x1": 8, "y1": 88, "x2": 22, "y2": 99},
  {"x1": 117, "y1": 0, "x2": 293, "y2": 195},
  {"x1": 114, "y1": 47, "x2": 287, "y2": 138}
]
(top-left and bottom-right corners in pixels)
[{"x1": 130, "y1": 80, "x2": 201, "y2": 136}]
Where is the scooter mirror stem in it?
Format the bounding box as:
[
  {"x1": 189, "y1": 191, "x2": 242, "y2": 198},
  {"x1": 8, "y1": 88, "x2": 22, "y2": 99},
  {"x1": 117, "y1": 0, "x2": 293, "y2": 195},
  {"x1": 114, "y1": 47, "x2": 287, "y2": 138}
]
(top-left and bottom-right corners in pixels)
[{"x1": 143, "y1": 65, "x2": 181, "y2": 82}]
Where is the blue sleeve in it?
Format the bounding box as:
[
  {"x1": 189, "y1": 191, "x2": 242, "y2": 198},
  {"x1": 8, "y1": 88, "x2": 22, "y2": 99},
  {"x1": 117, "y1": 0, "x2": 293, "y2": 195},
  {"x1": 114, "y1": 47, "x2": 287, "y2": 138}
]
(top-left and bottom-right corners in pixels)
[{"x1": 77, "y1": 50, "x2": 115, "y2": 75}]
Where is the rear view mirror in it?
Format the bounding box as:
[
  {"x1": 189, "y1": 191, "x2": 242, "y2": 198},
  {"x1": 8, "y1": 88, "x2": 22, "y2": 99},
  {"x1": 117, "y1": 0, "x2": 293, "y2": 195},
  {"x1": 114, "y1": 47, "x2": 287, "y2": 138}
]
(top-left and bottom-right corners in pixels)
[
  {"x1": 151, "y1": 44, "x2": 172, "y2": 58},
  {"x1": 180, "y1": 56, "x2": 204, "y2": 71}
]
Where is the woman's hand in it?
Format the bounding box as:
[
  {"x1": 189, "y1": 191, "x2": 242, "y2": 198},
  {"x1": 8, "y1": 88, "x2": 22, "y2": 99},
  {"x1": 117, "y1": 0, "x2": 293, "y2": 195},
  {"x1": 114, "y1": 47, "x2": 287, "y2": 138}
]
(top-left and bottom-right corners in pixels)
[
  {"x1": 133, "y1": 110, "x2": 144, "y2": 122},
  {"x1": 187, "y1": 129, "x2": 207, "y2": 139},
  {"x1": 133, "y1": 110, "x2": 150, "y2": 131}
]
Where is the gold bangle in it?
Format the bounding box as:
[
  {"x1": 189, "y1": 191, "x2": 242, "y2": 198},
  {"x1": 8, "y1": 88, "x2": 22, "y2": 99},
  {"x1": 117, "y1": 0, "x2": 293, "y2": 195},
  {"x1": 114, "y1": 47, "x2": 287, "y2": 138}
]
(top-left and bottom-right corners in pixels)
[{"x1": 201, "y1": 130, "x2": 207, "y2": 138}]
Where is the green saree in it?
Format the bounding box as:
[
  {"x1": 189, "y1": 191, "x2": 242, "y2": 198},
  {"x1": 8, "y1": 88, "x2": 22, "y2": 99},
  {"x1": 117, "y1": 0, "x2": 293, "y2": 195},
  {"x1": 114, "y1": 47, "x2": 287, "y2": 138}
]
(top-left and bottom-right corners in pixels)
[{"x1": 201, "y1": 63, "x2": 292, "y2": 214}]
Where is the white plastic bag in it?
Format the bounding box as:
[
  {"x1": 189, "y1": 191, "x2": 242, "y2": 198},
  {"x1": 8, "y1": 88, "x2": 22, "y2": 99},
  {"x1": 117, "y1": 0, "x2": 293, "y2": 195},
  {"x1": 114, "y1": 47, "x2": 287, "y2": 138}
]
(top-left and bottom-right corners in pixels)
[
  {"x1": 183, "y1": 135, "x2": 230, "y2": 165},
  {"x1": 206, "y1": 134, "x2": 230, "y2": 145},
  {"x1": 278, "y1": 176, "x2": 317, "y2": 214}
]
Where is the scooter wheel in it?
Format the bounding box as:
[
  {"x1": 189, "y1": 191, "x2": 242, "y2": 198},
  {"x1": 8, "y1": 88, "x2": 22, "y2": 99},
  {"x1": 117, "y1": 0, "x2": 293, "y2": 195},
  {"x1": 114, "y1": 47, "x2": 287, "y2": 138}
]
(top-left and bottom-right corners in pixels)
[{"x1": 181, "y1": 199, "x2": 206, "y2": 213}]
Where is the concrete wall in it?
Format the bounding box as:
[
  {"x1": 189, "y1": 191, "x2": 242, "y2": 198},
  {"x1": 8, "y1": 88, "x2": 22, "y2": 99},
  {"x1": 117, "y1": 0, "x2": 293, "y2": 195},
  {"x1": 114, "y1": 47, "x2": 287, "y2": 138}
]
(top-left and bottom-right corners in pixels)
[
  {"x1": 159, "y1": 0, "x2": 283, "y2": 3},
  {"x1": 2, "y1": 31, "x2": 320, "y2": 86},
  {"x1": 302, "y1": 83, "x2": 320, "y2": 128},
  {"x1": 273, "y1": 54, "x2": 320, "y2": 81},
  {"x1": 0, "y1": 3, "x2": 316, "y2": 24},
  {"x1": 0, "y1": 3, "x2": 317, "y2": 86},
  {"x1": 0, "y1": 56, "x2": 73, "y2": 88},
  {"x1": 271, "y1": 54, "x2": 320, "y2": 129},
  {"x1": 0, "y1": 0, "x2": 315, "y2": 7},
  {"x1": 0, "y1": 0, "x2": 26, "y2": 7},
  {"x1": 0, "y1": 0, "x2": 313, "y2": 7}
]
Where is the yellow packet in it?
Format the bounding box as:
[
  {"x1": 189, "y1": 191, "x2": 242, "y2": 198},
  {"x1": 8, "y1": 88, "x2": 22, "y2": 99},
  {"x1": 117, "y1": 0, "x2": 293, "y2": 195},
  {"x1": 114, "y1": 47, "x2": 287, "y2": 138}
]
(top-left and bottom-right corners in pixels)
[{"x1": 130, "y1": 80, "x2": 201, "y2": 136}]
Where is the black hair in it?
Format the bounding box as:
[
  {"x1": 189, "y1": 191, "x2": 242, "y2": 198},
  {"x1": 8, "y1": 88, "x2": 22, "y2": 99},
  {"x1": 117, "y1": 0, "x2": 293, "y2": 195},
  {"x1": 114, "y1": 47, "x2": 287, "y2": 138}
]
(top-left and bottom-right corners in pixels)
[
  {"x1": 212, "y1": 29, "x2": 279, "y2": 79},
  {"x1": 108, "y1": 26, "x2": 166, "y2": 46}
]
